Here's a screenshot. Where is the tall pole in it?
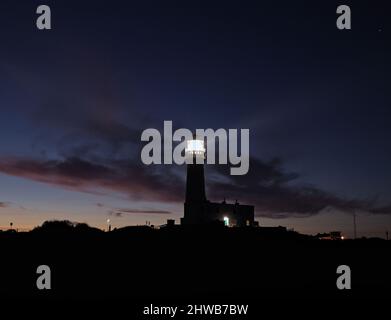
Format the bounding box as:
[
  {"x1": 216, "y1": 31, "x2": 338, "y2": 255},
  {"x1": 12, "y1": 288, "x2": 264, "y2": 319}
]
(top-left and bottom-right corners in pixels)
[{"x1": 353, "y1": 211, "x2": 357, "y2": 239}]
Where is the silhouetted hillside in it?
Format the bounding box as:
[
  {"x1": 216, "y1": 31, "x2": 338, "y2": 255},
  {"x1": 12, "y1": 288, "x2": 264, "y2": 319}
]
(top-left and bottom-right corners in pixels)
[
  {"x1": 31, "y1": 220, "x2": 104, "y2": 234},
  {"x1": 0, "y1": 220, "x2": 390, "y2": 301}
]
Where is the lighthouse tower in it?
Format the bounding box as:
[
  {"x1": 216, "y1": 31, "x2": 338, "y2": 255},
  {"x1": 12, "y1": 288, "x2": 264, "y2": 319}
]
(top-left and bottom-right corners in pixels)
[
  {"x1": 180, "y1": 134, "x2": 256, "y2": 227},
  {"x1": 182, "y1": 137, "x2": 207, "y2": 224}
]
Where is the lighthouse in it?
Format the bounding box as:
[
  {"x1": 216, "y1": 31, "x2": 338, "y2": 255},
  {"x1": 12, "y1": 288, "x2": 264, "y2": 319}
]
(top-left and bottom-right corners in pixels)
[
  {"x1": 181, "y1": 135, "x2": 256, "y2": 227},
  {"x1": 182, "y1": 136, "x2": 208, "y2": 224}
]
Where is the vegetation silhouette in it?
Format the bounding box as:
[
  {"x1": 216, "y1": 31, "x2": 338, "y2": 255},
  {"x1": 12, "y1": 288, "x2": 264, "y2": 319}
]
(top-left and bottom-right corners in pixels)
[{"x1": 0, "y1": 220, "x2": 390, "y2": 300}]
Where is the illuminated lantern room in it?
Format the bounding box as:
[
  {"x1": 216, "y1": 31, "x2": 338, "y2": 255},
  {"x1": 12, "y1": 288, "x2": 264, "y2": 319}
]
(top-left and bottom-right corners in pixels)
[{"x1": 185, "y1": 139, "x2": 206, "y2": 156}]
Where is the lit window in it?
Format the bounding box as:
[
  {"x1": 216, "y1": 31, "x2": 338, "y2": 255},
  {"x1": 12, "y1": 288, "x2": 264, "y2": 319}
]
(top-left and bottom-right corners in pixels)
[{"x1": 223, "y1": 216, "x2": 229, "y2": 226}]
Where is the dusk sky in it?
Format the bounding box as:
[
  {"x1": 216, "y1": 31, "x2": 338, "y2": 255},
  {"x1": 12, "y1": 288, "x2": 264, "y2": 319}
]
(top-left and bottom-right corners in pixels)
[{"x1": 0, "y1": 0, "x2": 390, "y2": 238}]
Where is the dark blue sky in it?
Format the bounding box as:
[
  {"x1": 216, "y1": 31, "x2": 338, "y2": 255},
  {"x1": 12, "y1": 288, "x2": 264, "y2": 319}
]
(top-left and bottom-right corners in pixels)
[{"x1": 0, "y1": 0, "x2": 390, "y2": 237}]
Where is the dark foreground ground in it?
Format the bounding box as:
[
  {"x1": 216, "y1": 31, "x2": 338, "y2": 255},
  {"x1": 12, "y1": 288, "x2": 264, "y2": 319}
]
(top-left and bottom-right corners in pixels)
[{"x1": 1, "y1": 223, "x2": 390, "y2": 315}]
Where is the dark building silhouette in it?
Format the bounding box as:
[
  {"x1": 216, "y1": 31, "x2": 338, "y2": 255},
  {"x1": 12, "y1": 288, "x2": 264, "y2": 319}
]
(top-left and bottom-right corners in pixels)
[
  {"x1": 181, "y1": 136, "x2": 256, "y2": 226},
  {"x1": 316, "y1": 231, "x2": 344, "y2": 240}
]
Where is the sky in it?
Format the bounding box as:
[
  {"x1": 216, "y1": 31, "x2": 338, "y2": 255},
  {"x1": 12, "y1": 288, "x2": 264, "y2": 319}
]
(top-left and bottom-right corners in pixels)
[{"x1": 0, "y1": 0, "x2": 390, "y2": 238}]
